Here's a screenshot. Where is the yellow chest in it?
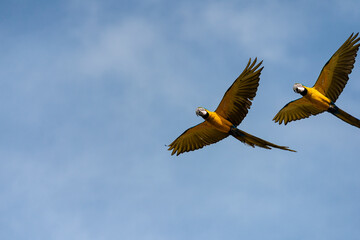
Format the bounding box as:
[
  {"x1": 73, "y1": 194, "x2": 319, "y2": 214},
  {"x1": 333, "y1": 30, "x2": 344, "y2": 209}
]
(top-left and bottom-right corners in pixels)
[
  {"x1": 304, "y1": 87, "x2": 331, "y2": 111},
  {"x1": 205, "y1": 111, "x2": 233, "y2": 133}
]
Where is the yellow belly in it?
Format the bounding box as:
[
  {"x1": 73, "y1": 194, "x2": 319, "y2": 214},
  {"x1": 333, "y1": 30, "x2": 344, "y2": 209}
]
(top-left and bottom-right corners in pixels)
[
  {"x1": 206, "y1": 111, "x2": 233, "y2": 133},
  {"x1": 304, "y1": 87, "x2": 331, "y2": 111}
]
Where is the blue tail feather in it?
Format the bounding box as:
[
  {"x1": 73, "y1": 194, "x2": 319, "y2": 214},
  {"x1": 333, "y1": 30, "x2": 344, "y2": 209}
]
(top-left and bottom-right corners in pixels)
[{"x1": 328, "y1": 104, "x2": 360, "y2": 128}]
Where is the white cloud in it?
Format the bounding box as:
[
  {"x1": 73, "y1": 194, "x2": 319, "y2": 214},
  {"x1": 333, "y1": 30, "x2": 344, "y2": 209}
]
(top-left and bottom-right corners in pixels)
[
  {"x1": 178, "y1": 1, "x2": 307, "y2": 62},
  {"x1": 77, "y1": 18, "x2": 158, "y2": 79}
]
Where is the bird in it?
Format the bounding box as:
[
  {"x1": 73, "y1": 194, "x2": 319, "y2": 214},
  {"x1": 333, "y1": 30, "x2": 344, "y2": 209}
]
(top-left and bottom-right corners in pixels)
[
  {"x1": 273, "y1": 33, "x2": 360, "y2": 128},
  {"x1": 168, "y1": 58, "x2": 295, "y2": 156}
]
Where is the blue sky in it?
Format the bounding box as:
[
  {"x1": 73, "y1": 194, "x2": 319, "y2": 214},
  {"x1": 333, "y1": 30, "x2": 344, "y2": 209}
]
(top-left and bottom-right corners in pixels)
[{"x1": 0, "y1": 0, "x2": 360, "y2": 239}]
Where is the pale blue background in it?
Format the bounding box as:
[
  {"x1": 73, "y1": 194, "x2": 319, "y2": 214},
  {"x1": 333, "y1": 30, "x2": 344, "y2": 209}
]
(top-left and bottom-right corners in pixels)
[{"x1": 1, "y1": 0, "x2": 360, "y2": 239}]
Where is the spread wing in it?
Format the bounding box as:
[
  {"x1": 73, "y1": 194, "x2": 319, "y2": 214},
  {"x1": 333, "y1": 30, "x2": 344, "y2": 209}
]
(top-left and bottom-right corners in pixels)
[
  {"x1": 215, "y1": 58, "x2": 263, "y2": 126},
  {"x1": 168, "y1": 121, "x2": 229, "y2": 156},
  {"x1": 313, "y1": 33, "x2": 360, "y2": 102},
  {"x1": 273, "y1": 97, "x2": 324, "y2": 125}
]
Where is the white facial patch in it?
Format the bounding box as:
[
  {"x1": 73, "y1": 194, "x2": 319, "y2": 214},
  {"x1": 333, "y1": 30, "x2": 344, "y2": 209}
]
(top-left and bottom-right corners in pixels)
[
  {"x1": 195, "y1": 107, "x2": 207, "y2": 116},
  {"x1": 293, "y1": 83, "x2": 304, "y2": 93}
]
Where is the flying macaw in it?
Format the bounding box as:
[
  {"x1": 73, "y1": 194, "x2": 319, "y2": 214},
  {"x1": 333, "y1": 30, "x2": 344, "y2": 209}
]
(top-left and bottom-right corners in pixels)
[
  {"x1": 168, "y1": 58, "x2": 295, "y2": 156},
  {"x1": 273, "y1": 33, "x2": 360, "y2": 128}
]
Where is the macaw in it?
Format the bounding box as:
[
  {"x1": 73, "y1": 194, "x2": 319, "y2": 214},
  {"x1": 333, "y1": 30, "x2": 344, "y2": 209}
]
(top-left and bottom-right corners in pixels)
[
  {"x1": 273, "y1": 33, "x2": 360, "y2": 128},
  {"x1": 168, "y1": 58, "x2": 295, "y2": 156}
]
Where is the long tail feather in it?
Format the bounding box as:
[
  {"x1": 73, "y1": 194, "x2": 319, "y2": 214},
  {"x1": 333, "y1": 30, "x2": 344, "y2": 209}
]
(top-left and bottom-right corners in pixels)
[
  {"x1": 230, "y1": 128, "x2": 296, "y2": 152},
  {"x1": 328, "y1": 105, "x2": 360, "y2": 128}
]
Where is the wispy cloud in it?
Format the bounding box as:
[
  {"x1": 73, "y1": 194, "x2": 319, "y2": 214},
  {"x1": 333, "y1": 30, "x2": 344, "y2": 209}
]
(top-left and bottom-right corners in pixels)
[{"x1": 177, "y1": 1, "x2": 308, "y2": 62}]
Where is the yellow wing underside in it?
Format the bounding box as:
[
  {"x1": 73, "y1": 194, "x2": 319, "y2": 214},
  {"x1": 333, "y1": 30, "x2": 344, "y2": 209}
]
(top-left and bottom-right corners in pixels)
[
  {"x1": 313, "y1": 33, "x2": 360, "y2": 102},
  {"x1": 273, "y1": 97, "x2": 324, "y2": 125},
  {"x1": 215, "y1": 58, "x2": 263, "y2": 126},
  {"x1": 168, "y1": 121, "x2": 229, "y2": 156}
]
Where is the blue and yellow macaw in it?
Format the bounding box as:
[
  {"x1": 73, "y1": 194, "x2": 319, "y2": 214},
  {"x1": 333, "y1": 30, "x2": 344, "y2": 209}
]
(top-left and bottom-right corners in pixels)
[
  {"x1": 168, "y1": 58, "x2": 295, "y2": 156},
  {"x1": 273, "y1": 33, "x2": 360, "y2": 128}
]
